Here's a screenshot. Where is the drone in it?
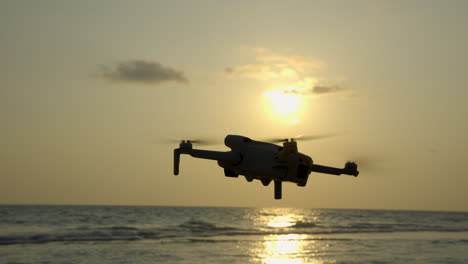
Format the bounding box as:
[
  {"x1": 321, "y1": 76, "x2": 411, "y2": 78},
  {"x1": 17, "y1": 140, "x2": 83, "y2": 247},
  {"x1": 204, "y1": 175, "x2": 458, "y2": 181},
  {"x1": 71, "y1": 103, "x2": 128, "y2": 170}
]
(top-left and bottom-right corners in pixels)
[{"x1": 173, "y1": 135, "x2": 359, "y2": 199}]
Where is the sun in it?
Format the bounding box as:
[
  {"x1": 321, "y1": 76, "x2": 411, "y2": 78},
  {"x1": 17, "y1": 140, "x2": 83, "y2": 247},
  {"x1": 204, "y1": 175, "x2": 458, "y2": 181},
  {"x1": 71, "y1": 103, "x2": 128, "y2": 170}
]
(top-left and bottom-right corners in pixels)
[{"x1": 264, "y1": 87, "x2": 302, "y2": 122}]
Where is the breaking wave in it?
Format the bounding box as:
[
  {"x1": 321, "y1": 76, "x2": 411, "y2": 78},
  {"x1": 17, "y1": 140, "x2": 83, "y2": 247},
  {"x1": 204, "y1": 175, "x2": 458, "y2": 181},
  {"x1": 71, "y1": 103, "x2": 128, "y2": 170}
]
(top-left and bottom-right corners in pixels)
[{"x1": 2, "y1": 221, "x2": 468, "y2": 246}]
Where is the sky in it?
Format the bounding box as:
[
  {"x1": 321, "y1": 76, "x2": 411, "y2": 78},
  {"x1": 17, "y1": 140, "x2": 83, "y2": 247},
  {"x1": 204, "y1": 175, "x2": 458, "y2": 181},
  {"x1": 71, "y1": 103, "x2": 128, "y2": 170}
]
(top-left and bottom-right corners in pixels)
[{"x1": 1, "y1": 0, "x2": 468, "y2": 211}]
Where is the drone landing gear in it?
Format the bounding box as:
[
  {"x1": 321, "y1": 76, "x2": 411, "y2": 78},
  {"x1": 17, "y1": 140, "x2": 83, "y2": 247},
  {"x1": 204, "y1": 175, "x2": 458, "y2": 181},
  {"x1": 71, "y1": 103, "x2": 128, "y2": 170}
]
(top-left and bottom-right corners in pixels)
[{"x1": 274, "y1": 181, "x2": 282, "y2": 200}]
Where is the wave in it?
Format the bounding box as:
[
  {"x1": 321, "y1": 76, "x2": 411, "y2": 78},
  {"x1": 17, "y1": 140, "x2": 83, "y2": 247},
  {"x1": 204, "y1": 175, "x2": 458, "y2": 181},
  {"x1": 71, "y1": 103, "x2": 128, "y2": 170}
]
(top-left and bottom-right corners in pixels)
[
  {"x1": 287, "y1": 220, "x2": 468, "y2": 234},
  {"x1": 2, "y1": 221, "x2": 468, "y2": 246},
  {"x1": 431, "y1": 239, "x2": 468, "y2": 245},
  {"x1": 179, "y1": 219, "x2": 216, "y2": 229},
  {"x1": 177, "y1": 219, "x2": 237, "y2": 232},
  {"x1": 339, "y1": 222, "x2": 468, "y2": 233},
  {"x1": 0, "y1": 225, "x2": 162, "y2": 246},
  {"x1": 181, "y1": 237, "x2": 354, "y2": 244},
  {"x1": 0, "y1": 221, "x2": 245, "y2": 246},
  {"x1": 291, "y1": 221, "x2": 319, "y2": 228}
]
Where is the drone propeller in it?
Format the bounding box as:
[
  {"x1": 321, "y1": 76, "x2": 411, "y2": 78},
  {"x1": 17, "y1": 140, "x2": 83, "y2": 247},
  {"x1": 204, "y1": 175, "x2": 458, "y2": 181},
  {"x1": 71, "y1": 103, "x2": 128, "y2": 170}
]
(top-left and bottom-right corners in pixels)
[
  {"x1": 160, "y1": 138, "x2": 219, "y2": 146},
  {"x1": 263, "y1": 134, "x2": 336, "y2": 144},
  {"x1": 296, "y1": 134, "x2": 337, "y2": 141},
  {"x1": 344, "y1": 154, "x2": 389, "y2": 175}
]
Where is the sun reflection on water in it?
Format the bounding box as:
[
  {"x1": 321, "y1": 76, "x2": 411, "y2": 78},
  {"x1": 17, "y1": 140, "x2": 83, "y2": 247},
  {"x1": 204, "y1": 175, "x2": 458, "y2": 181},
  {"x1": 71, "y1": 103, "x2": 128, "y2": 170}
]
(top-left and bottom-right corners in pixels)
[
  {"x1": 253, "y1": 208, "x2": 327, "y2": 264},
  {"x1": 267, "y1": 216, "x2": 297, "y2": 228},
  {"x1": 262, "y1": 234, "x2": 306, "y2": 264}
]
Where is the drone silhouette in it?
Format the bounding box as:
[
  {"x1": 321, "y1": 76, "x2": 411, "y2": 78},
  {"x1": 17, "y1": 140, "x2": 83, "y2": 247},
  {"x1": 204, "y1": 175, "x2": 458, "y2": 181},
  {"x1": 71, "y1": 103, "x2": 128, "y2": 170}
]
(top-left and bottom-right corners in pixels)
[{"x1": 173, "y1": 135, "x2": 358, "y2": 199}]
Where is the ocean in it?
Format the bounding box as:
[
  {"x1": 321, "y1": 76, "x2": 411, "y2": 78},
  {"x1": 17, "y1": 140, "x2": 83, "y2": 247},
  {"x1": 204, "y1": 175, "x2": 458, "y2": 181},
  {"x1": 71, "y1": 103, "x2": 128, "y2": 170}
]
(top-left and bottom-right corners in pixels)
[{"x1": 1, "y1": 205, "x2": 467, "y2": 264}]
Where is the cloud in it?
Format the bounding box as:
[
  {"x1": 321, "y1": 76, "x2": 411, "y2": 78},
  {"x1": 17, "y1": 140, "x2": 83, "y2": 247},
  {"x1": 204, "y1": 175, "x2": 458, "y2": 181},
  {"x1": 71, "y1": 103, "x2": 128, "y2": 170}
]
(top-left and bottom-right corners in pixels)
[
  {"x1": 311, "y1": 85, "x2": 347, "y2": 94},
  {"x1": 99, "y1": 60, "x2": 188, "y2": 85},
  {"x1": 249, "y1": 46, "x2": 323, "y2": 71},
  {"x1": 225, "y1": 47, "x2": 356, "y2": 98},
  {"x1": 224, "y1": 64, "x2": 294, "y2": 80},
  {"x1": 282, "y1": 84, "x2": 347, "y2": 96},
  {"x1": 224, "y1": 47, "x2": 321, "y2": 81},
  {"x1": 256, "y1": 54, "x2": 323, "y2": 73}
]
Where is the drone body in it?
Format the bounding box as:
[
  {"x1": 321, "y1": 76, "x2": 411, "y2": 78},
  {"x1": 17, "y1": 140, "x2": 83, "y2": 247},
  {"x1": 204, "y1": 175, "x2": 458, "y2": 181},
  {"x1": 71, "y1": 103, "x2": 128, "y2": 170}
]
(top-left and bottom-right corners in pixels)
[{"x1": 174, "y1": 135, "x2": 358, "y2": 199}]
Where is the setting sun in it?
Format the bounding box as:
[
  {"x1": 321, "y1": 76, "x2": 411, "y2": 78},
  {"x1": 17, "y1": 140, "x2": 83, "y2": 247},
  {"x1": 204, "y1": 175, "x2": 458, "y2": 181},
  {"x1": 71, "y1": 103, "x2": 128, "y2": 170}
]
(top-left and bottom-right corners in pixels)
[{"x1": 265, "y1": 87, "x2": 302, "y2": 122}]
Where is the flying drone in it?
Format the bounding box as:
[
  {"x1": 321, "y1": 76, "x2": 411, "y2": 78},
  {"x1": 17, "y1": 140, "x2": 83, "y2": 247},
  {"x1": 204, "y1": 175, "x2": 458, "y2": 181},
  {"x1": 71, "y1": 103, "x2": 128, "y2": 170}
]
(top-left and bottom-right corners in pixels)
[{"x1": 173, "y1": 135, "x2": 359, "y2": 199}]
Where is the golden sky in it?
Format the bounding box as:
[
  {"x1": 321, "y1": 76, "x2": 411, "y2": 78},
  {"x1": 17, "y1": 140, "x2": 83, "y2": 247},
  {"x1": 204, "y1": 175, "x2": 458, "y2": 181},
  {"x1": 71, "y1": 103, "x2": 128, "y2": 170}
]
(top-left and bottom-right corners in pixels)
[{"x1": 2, "y1": 0, "x2": 468, "y2": 211}]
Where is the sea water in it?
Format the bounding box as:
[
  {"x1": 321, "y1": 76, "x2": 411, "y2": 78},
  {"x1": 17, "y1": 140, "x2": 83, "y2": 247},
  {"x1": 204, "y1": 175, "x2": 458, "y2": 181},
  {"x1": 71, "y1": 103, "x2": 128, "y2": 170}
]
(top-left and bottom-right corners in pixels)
[{"x1": 1, "y1": 205, "x2": 467, "y2": 264}]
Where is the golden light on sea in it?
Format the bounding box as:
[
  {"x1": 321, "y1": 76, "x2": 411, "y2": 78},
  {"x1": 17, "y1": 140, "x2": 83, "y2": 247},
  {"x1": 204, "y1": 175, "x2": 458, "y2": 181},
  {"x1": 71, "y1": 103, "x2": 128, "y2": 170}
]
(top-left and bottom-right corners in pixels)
[
  {"x1": 262, "y1": 234, "x2": 306, "y2": 264},
  {"x1": 267, "y1": 216, "x2": 296, "y2": 228},
  {"x1": 251, "y1": 208, "x2": 328, "y2": 264}
]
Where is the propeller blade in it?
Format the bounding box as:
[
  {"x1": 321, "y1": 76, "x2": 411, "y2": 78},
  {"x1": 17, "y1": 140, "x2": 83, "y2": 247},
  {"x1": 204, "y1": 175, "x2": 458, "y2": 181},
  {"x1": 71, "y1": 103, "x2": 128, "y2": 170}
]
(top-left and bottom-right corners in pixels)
[
  {"x1": 262, "y1": 134, "x2": 336, "y2": 143},
  {"x1": 262, "y1": 138, "x2": 289, "y2": 144},
  {"x1": 295, "y1": 134, "x2": 336, "y2": 141},
  {"x1": 344, "y1": 154, "x2": 390, "y2": 174},
  {"x1": 187, "y1": 139, "x2": 219, "y2": 145},
  {"x1": 157, "y1": 138, "x2": 219, "y2": 146}
]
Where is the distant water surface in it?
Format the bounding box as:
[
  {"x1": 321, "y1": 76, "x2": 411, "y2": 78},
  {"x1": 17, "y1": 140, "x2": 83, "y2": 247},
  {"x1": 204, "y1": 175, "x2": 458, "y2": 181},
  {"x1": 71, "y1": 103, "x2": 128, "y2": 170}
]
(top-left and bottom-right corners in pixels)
[{"x1": 1, "y1": 205, "x2": 468, "y2": 264}]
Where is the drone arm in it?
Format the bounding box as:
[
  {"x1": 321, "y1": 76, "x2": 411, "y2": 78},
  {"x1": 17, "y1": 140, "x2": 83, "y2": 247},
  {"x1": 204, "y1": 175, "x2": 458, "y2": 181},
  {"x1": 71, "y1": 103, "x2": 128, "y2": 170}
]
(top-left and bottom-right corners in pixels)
[
  {"x1": 311, "y1": 164, "x2": 342, "y2": 175},
  {"x1": 189, "y1": 149, "x2": 241, "y2": 162},
  {"x1": 174, "y1": 148, "x2": 241, "y2": 175},
  {"x1": 311, "y1": 162, "x2": 359, "y2": 177}
]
